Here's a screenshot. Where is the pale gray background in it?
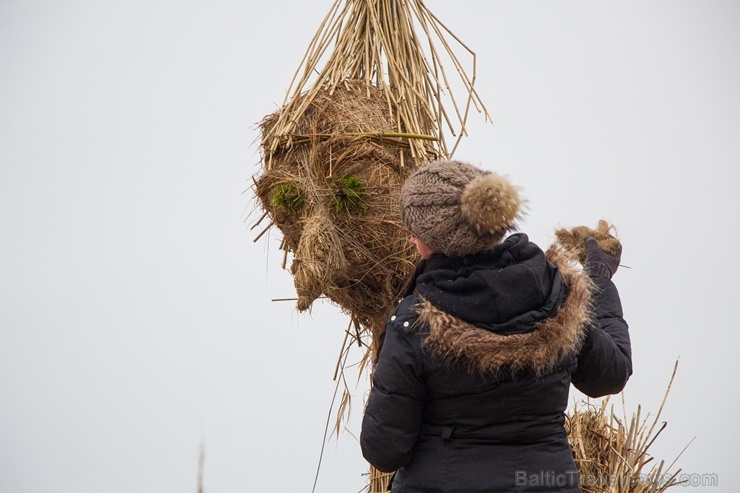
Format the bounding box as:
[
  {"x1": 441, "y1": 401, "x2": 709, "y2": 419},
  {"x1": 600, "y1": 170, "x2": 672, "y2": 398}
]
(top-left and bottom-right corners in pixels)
[{"x1": 1, "y1": 1, "x2": 738, "y2": 492}]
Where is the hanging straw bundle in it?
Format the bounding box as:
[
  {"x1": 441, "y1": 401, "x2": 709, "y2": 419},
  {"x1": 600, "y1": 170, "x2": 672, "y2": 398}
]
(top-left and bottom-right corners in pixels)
[{"x1": 253, "y1": 0, "x2": 490, "y2": 352}]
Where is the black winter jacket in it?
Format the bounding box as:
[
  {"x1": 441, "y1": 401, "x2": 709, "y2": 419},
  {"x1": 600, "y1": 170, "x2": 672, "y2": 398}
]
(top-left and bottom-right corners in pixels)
[{"x1": 360, "y1": 233, "x2": 632, "y2": 492}]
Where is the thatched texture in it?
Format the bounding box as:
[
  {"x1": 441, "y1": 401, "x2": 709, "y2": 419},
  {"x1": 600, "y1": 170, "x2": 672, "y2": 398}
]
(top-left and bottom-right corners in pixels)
[{"x1": 255, "y1": 81, "x2": 420, "y2": 345}]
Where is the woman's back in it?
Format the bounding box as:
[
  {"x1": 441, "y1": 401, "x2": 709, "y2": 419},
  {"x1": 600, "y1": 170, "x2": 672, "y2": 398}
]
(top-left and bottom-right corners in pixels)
[{"x1": 362, "y1": 235, "x2": 592, "y2": 492}]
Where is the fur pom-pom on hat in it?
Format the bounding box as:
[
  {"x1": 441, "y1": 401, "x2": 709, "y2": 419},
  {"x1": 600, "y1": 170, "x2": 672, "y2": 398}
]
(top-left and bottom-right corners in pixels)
[
  {"x1": 400, "y1": 160, "x2": 522, "y2": 256},
  {"x1": 461, "y1": 173, "x2": 521, "y2": 235}
]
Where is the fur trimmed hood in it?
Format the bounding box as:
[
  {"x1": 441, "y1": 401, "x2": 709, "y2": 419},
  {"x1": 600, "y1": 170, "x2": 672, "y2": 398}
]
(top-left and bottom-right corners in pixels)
[{"x1": 417, "y1": 240, "x2": 594, "y2": 376}]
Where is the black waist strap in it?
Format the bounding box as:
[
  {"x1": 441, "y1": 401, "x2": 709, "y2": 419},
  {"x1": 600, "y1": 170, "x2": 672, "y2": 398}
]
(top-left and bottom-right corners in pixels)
[
  {"x1": 421, "y1": 424, "x2": 455, "y2": 441},
  {"x1": 421, "y1": 421, "x2": 566, "y2": 444}
]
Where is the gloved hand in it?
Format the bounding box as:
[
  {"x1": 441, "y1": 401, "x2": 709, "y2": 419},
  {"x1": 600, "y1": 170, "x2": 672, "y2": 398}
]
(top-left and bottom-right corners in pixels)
[{"x1": 584, "y1": 236, "x2": 622, "y2": 279}]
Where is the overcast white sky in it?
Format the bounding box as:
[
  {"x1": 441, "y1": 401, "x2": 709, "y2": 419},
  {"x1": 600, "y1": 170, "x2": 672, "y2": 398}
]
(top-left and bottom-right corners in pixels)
[{"x1": 1, "y1": 1, "x2": 739, "y2": 492}]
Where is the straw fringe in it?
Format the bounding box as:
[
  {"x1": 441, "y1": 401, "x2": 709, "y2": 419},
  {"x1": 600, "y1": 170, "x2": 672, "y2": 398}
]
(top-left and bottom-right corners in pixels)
[{"x1": 261, "y1": 0, "x2": 490, "y2": 168}]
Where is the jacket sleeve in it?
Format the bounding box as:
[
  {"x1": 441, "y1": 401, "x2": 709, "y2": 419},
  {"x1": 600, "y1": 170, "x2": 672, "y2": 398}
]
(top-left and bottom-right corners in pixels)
[
  {"x1": 571, "y1": 276, "x2": 633, "y2": 397},
  {"x1": 361, "y1": 301, "x2": 427, "y2": 473}
]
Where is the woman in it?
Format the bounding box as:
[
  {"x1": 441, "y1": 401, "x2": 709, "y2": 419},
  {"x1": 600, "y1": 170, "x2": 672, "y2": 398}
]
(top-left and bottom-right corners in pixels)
[{"x1": 360, "y1": 160, "x2": 631, "y2": 492}]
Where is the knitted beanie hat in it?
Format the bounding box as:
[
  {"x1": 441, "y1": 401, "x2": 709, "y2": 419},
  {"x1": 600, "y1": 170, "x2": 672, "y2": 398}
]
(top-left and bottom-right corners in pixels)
[{"x1": 399, "y1": 160, "x2": 522, "y2": 256}]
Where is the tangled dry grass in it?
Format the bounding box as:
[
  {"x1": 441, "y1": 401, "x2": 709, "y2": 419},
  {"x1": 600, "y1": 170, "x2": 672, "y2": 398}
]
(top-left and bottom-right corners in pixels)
[{"x1": 555, "y1": 219, "x2": 621, "y2": 264}]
